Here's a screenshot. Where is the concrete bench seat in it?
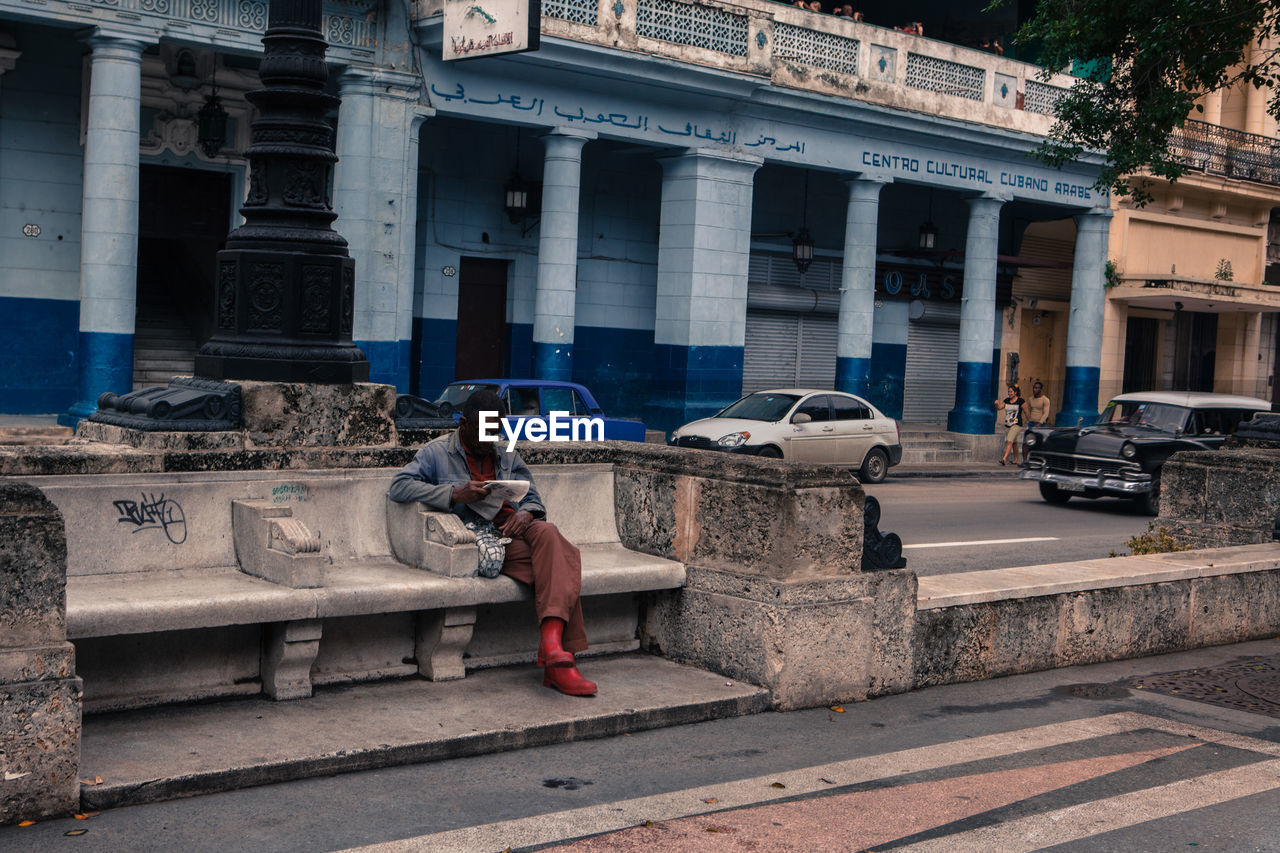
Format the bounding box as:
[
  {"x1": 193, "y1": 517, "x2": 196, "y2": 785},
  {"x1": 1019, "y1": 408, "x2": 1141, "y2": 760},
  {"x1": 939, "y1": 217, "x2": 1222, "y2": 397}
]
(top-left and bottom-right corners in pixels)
[
  {"x1": 23, "y1": 464, "x2": 685, "y2": 712},
  {"x1": 66, "y1": 566, "x2": 314, "y2": 637}
]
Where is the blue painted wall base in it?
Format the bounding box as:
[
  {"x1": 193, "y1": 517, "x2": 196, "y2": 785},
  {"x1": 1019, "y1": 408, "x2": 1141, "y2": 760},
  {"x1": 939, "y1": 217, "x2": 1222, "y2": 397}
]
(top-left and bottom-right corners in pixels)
[
  {"x1": 506, "y1": 322, "x2": 533, "y2": 379},
  {"x1": 0, "y1": 296, "x2": 79, "y2": 414},
  {"x1": 947, "y1": 360, "x2": 996, "y2": 434},
  {"x1": 1057, "y1": 364, "x2": 1101, "y2": 428},
  {"x1": 533, "y1": 340, "x2": 573, "y2": 381},
  {"x1": 649, "y1": 343, "x2": 743, "y2": 434},
  {"x1": 572, "y1": 326, "x2": 655, "y2": 422},
  {"x1": 834, "y1": 356, "x2": 870, "y2": 400},
  {"x1": 867, "y1": 342, "x2": 906, "y2": 420},
  {"x1": 61, "y1": 329, "x2": 133, "y2": 428},
  {"x1": 356, "y1": 339, "x2": 412, "y2": 393},
  {"x1": 412, "y1": 317, "x2": 457, "y2": 398}
]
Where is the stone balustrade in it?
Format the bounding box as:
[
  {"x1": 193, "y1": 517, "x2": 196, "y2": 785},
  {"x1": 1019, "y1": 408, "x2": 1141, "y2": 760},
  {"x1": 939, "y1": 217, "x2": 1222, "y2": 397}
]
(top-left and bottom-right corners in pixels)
[{"x1": 414, "y1": 0, "x2": 1075, "y2": 135}]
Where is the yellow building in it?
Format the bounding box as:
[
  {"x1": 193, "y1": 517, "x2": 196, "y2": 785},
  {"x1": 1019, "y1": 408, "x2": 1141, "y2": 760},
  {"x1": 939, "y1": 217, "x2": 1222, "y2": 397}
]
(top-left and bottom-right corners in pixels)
[{"x1": 1002, "y1": 77, "x2": 1280, "y2": 417}]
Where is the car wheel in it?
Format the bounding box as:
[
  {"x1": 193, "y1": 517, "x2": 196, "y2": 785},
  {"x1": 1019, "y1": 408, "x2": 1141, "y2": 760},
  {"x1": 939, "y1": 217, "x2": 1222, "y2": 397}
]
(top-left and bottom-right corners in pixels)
[
  {"x1": 1039, "y1": 481, "x2": 1072, "y2": 504},
  {"x1": 757, "y1": 445, "x2": 783, "y2": 459},
  {"x1": 1134, "y1": 476, "x2": 1161, "y2": 515},
  {"x1": 859, "y1": 447, "x2": 889, "y2": 484}
]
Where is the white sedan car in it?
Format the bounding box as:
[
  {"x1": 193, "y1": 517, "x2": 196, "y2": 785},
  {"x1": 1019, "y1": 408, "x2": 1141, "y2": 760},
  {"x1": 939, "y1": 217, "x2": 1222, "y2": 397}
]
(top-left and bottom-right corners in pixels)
[{"x1": 668, "y1": 388, "x2": 903, "y2": 483}]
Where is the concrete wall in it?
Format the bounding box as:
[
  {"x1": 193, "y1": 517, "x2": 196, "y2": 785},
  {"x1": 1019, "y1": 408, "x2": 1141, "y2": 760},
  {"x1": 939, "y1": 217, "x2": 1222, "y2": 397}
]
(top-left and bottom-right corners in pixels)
[
  {"x1": 914, "y1": 567, "x2": 1280, "y2": 689},
  {"x1": 0, "y1": 25, "x2": 85, "y2": 413}
]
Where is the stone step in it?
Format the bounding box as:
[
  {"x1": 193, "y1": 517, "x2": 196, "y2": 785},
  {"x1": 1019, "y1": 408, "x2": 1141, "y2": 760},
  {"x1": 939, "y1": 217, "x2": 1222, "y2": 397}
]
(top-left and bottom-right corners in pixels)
[
  {"x1": 134, "y1": 357, "x2": 196, "y2": 370},
  {"x1": 79, "y1": 654, "x2": 769, "y2": 811},
  {"x1": 0, "y1": 426, "x2": 74, "y2": 446},
  {"x1": 899, "y1": 448, "x2": 974, "y2": 465},
  {"x1": 900, "y1": 439, "x2": 959, "y2": 450},
  {"x1": 133, "y1": 347, "x2": 197, "y2": 361}
]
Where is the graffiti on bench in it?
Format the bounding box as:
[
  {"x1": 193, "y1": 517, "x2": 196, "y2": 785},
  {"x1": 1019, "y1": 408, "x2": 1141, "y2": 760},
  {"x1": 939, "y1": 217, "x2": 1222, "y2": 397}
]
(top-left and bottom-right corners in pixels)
[{"x1": 113, "y1": 493, "x2": 187, "y2": 545}]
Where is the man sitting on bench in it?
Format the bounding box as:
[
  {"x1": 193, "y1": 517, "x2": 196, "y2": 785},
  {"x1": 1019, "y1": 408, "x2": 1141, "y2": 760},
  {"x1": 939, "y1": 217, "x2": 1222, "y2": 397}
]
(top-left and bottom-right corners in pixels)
[{"x1": 389, "y1": 389, "x2": 597, "y2": 697}]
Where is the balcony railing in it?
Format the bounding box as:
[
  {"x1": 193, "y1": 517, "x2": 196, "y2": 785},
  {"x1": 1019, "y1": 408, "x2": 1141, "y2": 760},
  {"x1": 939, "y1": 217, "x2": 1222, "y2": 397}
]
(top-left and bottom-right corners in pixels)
[
  {"x1": 1169, "y1": 119, "x2": 1280, "y2": 186},
  {"x1": 414, "y1": 0, "x2": 1075, "y2": 136}
]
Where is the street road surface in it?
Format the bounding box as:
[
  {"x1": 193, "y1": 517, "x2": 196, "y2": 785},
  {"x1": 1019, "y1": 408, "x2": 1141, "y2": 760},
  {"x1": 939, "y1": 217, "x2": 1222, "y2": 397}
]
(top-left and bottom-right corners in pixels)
[{"x1": 866, "y1": 477, "x2": 1154, "y2": 576}]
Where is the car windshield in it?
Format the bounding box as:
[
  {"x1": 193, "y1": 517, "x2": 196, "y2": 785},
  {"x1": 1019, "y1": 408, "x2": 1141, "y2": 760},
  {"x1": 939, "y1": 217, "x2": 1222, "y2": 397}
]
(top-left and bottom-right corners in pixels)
[
  {"x1": 1099, "y1": 401, "x2": 1189, "y2": 433},
  {"x1": 716, "y1": 393, "x2": 801, "y2": 422},
  {"x1": 434, "y1": 383, "x2": 500, "y2": 407}
]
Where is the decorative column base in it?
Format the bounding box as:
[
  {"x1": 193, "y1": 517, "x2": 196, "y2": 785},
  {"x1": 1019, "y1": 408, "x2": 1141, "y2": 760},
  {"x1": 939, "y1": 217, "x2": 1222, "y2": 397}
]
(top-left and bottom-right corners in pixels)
[
  {"x1": 946, "y1": 361, "x2": 996, "y2": 434},
  {"x1": 649, "y1": 343, "x2": 744, "y2": 434},
  {"x1": 835, "y1": 356, "x2": 871, "y2": 399},
  {"x1": 60, "y1": 331, "x2": 135, "y2": 427},
  {"x1": 533, "y1": 341, "x2": 573, "y2": 381},
  {"x1": 1056, "y1": 365, "x2": 1101, "y2": 428}
]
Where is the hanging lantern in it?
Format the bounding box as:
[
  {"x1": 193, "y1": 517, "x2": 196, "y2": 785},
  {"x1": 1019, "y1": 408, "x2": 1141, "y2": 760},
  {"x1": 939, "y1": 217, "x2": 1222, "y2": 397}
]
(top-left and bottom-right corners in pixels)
[
  {"x1": 197, "y1": 90, "x2": 229, "y2": 158},
  {"x1": 792, "y1": 227, "x2": 815, "y2": 274}
]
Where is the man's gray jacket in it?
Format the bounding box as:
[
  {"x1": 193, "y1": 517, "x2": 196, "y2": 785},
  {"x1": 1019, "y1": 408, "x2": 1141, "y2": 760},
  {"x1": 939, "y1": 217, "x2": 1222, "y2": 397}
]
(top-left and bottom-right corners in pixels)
[{"x1": 388, "y1": 430, "x2": 547, "y2": 519}]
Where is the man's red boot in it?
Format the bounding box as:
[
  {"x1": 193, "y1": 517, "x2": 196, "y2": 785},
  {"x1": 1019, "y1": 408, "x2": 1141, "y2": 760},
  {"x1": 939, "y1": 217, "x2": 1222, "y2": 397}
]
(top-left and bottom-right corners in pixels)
[
  {"x1": 543, "y1": 659, "x2": 597, "y2": 696},
  {"x1": 537, "y1": 617, "x2": 574, "y2": 667}
]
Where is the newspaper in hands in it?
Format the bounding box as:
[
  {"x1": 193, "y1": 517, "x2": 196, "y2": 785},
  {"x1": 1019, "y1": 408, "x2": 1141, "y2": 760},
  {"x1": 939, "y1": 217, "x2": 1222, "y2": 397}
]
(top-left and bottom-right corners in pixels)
[{"x1": 470, "y1": 479, "x2": 531, "y2": 521}]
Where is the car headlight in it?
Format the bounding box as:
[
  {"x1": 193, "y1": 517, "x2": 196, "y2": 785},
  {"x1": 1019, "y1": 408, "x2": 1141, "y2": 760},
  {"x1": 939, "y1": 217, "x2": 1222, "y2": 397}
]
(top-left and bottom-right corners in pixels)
[
  {"x1": 1024, "y1": 431, "x2": 1038, "y2": 447},
  {"x1": 717, "y1": 431, "x2": 750, "y2": 448},
  {"x1": 1121, "y1": 441, "x2": 1137, "y2": 459}
]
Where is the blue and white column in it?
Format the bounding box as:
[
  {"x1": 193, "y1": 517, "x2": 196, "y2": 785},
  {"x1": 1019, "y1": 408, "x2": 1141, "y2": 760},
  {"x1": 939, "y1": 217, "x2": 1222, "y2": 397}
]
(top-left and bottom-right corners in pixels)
[
  {"x1": 946, "y1": 194, "x2": 1005, "y2": 434},
  {"x1": 652, "y1": 149, "x2": 761, "y2": 432},
  {"x1": 334, "y1": 68, "x2": 430, "y2": 391},
  {"x1": 1057, "y1": 210, "x2": 1112, "y2": 427},
  {"x1": 63, "y1": 33, "x2": 145, "y2": 426},
  {"x1": 533, "y1": 128, "x2": 594, "y2": 380},
  {"x1": 835, "y1": 176, "x2": 888, "y2": 398}
]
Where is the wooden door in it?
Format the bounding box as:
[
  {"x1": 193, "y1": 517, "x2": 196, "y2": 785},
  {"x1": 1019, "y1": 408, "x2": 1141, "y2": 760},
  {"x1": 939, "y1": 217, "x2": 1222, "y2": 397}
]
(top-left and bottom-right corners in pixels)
[{"x1": 454, "y1": 258, "x2": 509, "y2": 380}]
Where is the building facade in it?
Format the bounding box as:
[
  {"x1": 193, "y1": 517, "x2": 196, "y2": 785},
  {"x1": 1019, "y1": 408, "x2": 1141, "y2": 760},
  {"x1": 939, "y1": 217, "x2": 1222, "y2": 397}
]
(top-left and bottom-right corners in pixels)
[{"x1": 1, "y1": 0, "x2": 1119, "y2": 434}]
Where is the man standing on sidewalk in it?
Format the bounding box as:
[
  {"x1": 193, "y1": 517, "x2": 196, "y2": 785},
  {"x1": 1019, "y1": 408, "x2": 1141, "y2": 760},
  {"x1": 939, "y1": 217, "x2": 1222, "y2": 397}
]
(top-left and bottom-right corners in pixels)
[
  {"x1": 1023, "y1": 382, "x2": 1052, "y2": 464},
  {"x1": 389, "y1": 389, "x2": 597, "y2": 697}
]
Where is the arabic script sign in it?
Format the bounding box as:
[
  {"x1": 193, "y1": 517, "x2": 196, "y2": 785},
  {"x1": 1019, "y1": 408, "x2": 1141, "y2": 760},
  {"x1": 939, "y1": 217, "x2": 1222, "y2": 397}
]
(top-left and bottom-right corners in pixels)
[{"x1": 443, "y1": 0, "x2": 540, "y2": 61}]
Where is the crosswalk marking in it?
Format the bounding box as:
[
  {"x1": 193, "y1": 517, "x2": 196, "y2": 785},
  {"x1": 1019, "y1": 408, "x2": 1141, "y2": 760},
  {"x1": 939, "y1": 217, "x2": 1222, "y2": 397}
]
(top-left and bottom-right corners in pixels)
[
  {"x1": 339, "y1": 713, "x2": 1202, "y2": 853},
  {"x1": 903, "y1": 536, "x2": 1060, "y2": 549}
]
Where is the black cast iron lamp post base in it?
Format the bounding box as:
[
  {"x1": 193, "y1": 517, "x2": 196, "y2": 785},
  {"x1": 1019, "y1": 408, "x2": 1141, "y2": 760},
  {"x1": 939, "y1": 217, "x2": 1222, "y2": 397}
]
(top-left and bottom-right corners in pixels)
[{"x1": 194, "y1": 0, "x2": 369, "y2": 384}]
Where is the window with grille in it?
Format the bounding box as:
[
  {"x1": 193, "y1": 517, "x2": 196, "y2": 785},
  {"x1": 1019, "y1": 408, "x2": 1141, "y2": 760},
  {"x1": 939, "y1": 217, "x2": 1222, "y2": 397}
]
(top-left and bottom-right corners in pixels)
[
  {"x1": 543, "y1": 0, "x2": 598, "y2": 26},
  {"x1": 636, "y1": 0, "x2": 749, "y2": 56},
  {"x1": 774, "y1": 23, "x2": 859, "y2": 76},
  {"x1": 904, "y1": 53, "x2": 984, "y2": 101}
]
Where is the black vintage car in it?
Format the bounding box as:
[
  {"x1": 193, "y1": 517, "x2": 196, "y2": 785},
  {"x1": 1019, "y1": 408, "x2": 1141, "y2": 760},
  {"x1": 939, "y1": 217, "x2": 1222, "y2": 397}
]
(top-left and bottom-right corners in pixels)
[{"x1": 1021, "y1": 391, "x2": 1271, "y2": 514}]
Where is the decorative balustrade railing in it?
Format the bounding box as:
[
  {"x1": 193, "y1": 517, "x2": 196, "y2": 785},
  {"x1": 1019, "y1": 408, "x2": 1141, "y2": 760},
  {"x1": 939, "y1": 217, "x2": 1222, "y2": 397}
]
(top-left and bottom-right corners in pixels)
[
  {"x1": 1169, "y1": 120, "x2": 1280, "y2": 186},
  {"x1": 424, "y1": 0, "x2": 1077, "y2": 133},
  {"x1": 17, "y1": 0, "x2": 376, "y2": 50}
]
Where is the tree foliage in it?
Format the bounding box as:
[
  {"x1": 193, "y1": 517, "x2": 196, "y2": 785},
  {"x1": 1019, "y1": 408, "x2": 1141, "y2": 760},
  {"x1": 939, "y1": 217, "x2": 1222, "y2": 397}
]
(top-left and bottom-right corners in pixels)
[{"x1": 1016, "y1": 0, "x2": 1280, "y2": 203}]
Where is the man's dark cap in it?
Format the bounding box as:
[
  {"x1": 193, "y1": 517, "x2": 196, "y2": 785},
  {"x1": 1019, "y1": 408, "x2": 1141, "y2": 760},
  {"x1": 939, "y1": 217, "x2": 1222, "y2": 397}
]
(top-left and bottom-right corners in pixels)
[{"x1": 462, "y1": 389, "x2": 507, "y2": 423}]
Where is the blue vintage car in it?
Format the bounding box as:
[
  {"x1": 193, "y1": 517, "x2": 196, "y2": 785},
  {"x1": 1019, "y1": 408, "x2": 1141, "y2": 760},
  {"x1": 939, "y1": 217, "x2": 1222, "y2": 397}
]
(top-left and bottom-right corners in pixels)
[{"x1": 432, "y1": 379, "x2": 647, "y2": 443}]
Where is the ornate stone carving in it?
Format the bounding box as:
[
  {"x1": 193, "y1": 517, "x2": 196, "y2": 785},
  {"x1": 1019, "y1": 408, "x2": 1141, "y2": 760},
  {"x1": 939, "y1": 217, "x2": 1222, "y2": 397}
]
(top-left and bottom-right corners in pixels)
[
  {"x1": 218, "y1": 262, "x2": 237, "y2": 329},
  {"x1": 246, "y1": 170, "x2": 268, "y2": 206},
  {"x1": 248, "y1": 262, "x2": 285, "y2": 330},
  {"x1": 340, "y1": 266, "x2": 354, "y2": 334},
  {"x1": 416, "y1": 607, "x2": 477, "y2": 681},
  {"x1": 300, "y1": 265, "x2": 332, "y2": 332},
  {"x1": 394, "y1": 394, "x2": 457, "y2": 429},
  {"x1": 282, "y1": 162, "x2": 327, "y2": 208},
  {"x1": 91, "y1": 377, "x2": 243, "y2": 431},
  {"x1": 861, "y1": 495, "x2": 906, "y2": 571}
]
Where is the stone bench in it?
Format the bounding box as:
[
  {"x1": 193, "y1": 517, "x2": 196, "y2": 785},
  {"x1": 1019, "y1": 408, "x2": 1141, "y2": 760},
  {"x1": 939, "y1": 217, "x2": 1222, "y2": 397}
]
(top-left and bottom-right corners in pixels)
[{"x1": 21, "y1": 464, "x2": 684, "y2": 712}]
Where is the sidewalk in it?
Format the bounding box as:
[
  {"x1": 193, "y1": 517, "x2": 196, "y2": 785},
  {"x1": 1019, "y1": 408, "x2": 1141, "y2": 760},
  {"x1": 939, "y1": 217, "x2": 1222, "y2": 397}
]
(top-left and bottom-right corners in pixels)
[{"x1": 3, "y1": 639, "x2": 1277, "y2": 852}]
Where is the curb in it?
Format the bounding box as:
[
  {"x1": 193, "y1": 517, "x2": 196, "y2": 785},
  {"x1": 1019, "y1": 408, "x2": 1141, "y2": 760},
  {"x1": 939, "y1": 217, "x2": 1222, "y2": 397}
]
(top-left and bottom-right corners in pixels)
[{"x1": 888, "y1": 468, "x2": 1025, "y2": 479}]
